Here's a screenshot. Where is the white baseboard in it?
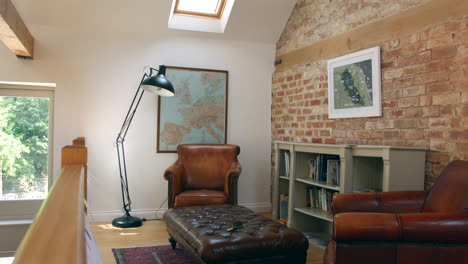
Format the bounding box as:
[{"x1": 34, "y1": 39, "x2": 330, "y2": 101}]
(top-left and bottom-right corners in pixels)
[{"x1": 88, "y1": 203, "x2": 272, "y2": 223}]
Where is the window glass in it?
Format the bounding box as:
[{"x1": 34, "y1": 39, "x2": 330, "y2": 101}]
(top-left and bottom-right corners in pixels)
[
  {"x1": 0, "y1": 96, "x2": 50, "y2": 200},
  {"x1": 177, "y1": 0, "x2": 221, "y2": 14}
]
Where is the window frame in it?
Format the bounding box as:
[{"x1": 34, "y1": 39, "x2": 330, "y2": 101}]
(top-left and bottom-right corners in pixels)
[
  {"x1": 0, "y1": 83, "x2": 55, "y2": 221},
  {"x1": 173, "y1": 0, "x2": 227, "y2": 19}
]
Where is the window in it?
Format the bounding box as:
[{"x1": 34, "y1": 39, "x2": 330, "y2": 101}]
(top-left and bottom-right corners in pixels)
[
  {"x1": 174, "y1": 0, "x2": 227, "y2": 19},
  {"x1": 168, "y1": 0, "x2": 235, "y2": 33},
  {"x1": 0, "y1": 83, "x2": 54, "y2": 220}
]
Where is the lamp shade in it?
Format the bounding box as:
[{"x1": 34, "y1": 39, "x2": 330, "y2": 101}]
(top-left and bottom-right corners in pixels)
[{"x1": 141, "y1": 65, "x2": 175, "y2": 97}]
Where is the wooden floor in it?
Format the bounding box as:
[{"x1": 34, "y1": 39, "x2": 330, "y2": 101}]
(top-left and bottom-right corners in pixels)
[{"x1": 91, "y1": 215, "x2": 325, "y2": 264}]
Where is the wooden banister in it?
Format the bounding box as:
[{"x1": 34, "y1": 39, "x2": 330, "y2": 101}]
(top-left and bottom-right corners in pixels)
[{"x1": 14, "y1": 137, "x2": 88, "y2": 264}]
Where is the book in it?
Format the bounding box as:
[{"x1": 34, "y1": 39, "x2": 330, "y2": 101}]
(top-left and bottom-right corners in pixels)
[
  {"x1": 326, "y1": 159, "x2": 340, "y2": 185},
  {"x1": 283, "y1": 152, "x2": 290, "y2": 177},
  {"x1": 308, "y1": 157, "x2": 318, "y2": 179},
  {"x1": 280, "y1": 194, "x2": 289, "y2": 219},
  {"x1": 320, "y1": 155, "x2": 340, "y2": 181}
]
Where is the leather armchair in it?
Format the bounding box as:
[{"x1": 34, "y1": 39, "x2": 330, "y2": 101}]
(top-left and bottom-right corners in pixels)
[
  {"x1": 324, "y1": 160, "x2": 468, "y2": 264},
  {"x1": 163, "y1": 144, "x2": 241, "y2": 208}
]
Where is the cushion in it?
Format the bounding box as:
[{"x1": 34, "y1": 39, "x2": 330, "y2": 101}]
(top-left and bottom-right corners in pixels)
[{"x1": 174, "y1": 189, "x2": 227, "y2": 208}]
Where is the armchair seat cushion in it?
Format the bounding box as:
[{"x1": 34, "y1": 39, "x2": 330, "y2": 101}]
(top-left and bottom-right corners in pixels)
[{"x1": 174, "y1": 190, "x2": 227, "y2": 208}]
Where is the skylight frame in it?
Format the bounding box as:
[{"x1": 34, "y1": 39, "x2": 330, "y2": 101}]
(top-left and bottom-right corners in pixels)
[{"x1": 174, "y1": 0, "x2": 227, "y2": 19}]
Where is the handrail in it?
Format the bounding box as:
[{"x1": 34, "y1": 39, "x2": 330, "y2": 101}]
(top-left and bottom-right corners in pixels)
[{"x1": 13, "y1": 137, "x2": 88, "y2": 264}]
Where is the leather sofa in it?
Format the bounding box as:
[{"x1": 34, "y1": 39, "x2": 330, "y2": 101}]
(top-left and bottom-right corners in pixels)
[
  {"x1": 324, "y1": 160, "x2": 468, "y2": 264},
  {"x1": 163, "y1": 144, "x2": 241, "y2": 208}
]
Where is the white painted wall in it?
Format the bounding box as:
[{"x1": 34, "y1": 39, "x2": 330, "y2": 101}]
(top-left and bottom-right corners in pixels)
[{"x1": 0, "y1": 0, "x2": 283, "y2": 221}]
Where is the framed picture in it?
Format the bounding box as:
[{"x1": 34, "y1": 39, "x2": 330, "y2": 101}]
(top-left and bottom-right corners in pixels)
[
  {"x1": 157, "y1": 66, "x2": 228, "y2": 153},
  {"x1": 327, "y1": 46, "x2": 381, "y2": 118}
]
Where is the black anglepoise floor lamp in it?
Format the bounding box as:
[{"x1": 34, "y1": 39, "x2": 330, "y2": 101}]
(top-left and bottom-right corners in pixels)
[{"x1": 112, "y1": 65, "x2": 175, "y2": 228}]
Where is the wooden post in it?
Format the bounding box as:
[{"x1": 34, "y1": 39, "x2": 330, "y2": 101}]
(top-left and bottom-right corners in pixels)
[{"x1": 62, "y1": 137, "x2": 87, "y2": 200}]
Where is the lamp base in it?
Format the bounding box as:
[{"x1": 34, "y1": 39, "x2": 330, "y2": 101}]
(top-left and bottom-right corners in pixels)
[{"x1": 112, "y1": 212, "x2": 142, "y2": 228}]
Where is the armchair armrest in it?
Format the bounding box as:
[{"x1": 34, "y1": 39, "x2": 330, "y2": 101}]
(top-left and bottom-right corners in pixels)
[
  {"x1": 163, "y1": 162, "x2": 185, "y2": 208},
  {"x1": 224, "y1": 161, "x2": 241, "y2": 204},
  {"x1": 332, "y1": 191, "x2": 427, "y2": 215},
  {"x1": 334, "y1": 211, "x2": 468, "y2": 243}
]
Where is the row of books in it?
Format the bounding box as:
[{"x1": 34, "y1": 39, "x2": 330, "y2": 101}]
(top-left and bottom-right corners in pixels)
[
  {"x1": 308, "y1": 187, "x2": 338, "y2": 212},
  {"x1": 308, "y1": 154, "x2": 340, "y2": 185}
]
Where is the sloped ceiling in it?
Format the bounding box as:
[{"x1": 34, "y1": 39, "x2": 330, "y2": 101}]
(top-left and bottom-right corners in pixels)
[{"x1": 11, "y1": 0, "x2": 297, "y2": 44}]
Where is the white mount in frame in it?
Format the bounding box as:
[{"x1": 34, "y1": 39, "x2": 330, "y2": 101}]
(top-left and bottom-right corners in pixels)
[{"x1": 327, "y1": 46, "x2": 381, "y2": 119}]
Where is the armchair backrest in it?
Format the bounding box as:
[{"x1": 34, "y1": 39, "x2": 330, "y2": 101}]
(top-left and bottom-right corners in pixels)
[
  {"x1": 177, "y1": 144, "x2": 240, "y2": 191},
  {"x1": 423, "y1": 160, "x2": 468, "y2": 213}
]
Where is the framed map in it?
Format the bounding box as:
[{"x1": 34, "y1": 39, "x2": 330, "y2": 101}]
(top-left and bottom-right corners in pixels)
[
  {"x1": 157, "y1": 66, "x2": 228, "y2": 153},
  {"x1": 327, "y1": 46, "x2": 381, "y2": 118}
]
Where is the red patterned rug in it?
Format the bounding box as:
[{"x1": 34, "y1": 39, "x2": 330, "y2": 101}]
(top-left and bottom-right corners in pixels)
[{"x1": 112, "y1": 245, "x2": 199, "y2": 264}]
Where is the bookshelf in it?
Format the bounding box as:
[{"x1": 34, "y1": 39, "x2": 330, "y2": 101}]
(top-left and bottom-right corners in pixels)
[{"x1": 272, "y1": 141, "x2": 426, "y2": 249}]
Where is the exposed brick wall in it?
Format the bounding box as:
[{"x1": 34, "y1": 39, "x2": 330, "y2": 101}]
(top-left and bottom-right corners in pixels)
[
  {"x1": 272, "y1": 1, "x2": 468, "y2": 188},
  {"x1": 277, "y1": 0, "x2": 431, "y2": 56}
]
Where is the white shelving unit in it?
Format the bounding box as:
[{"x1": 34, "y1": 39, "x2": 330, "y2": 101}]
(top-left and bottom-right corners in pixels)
[{"x1": 272, "y1": 141, "x2": 426, "y2": 249}]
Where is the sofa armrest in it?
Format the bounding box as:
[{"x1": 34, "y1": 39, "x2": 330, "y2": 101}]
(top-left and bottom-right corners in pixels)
[
  {"x1": 399, "y1": 211, "x2": 468, "y2": 243},
  {"x1": 332, "y1": 191, "x2": 427, "y2": 215},
  {"x1": 163, "y1": 162, "x2": 185, "y2": 208},
  {"x1": 334, "y1": 212, "x2": 400, "y2": 242},
  {"x1": 224, "y1": 161, "x2": 241, "y2": 204},
  {"x1": 334, "y1": 211, "x2": 468, "y2": 243}
]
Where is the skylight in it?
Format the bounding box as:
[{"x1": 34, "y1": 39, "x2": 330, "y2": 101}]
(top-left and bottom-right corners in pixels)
[
  {"x1": 168, "y1": 0, "x2": 235, "y2": 33},
  {"x1": 174, "y1": 0, "x2": 226, "y2": 19}
]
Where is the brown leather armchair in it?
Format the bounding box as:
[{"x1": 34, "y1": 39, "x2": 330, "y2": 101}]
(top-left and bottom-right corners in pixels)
[
  {"x1": 324, "y1": 160, "x2": 468, "y2": 264},
  {"x1": 163, "y1": 144, "x2": 241, "y2": 208}
]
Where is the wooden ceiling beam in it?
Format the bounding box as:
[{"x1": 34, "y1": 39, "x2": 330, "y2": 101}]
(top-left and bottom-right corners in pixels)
[{"x1": 0, "y1": 0, "x2": 34, "y2": 59}]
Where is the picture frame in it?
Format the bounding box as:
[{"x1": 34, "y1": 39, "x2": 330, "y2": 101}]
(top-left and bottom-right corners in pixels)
[
  {"x1": 157, "y1": 66, "x2": 228, "y2": 153},
  {"x1": 327, "y1": 46, "x2": 381, "y2": 118}
]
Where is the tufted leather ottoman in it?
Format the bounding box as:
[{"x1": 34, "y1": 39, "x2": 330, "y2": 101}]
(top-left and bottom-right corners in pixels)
[{"x1": 164, "y1": 205, "x2": 308, "y2": 264}]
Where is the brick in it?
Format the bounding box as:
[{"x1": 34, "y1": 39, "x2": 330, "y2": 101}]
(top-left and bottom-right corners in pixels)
[
  {"x1": 440, "y1": 105, "x2": 453, "y2": 116},
  {"x1": 427, "y1": 59, "x2": 452, "y2": 72},
  {"x1": 427, "y1": 34, "x2": 455, "y2": 49},
  {"x1": 430, "y1": 140, "x2": 448, "y2": 152},
  {"x1": 427, "y1": 82, "x2": 451, "y2": 94},
  {"x1": 451, "y1": 117, "x2": 462, "y2": 128},
  {"x1": 395, "y1": 119, "x2": 418, "y2": 129},
  {"x1": 419, "y1": 95, "x2": 432, "y2": 106},
  {"x1": 383, "y1": 130, "x2": 400, "y2": 138},
  {"x1": 384, "y1": 68, "x2": 404, "y2": 79},
  {"x1": 383, "y1": 48, "x2": 403, "y2": 60},
  {"x1": 371, "y1": 130, "x2": 383, "y2": 138},
  {"x1": 405, "y1": 107, "x2": 420, "y2": 117},
  {"x1": 294, "y1": 73, "x2": 303, "y2": 80},
  {"x1": 376, "y1": 120, "x2": 394, "y2": 129},
  {"x1": 382, "y1": 61, "x2": 395, "y2": 69},
  {"x1": 402, "y1": 41, "x2": 426, "y2": 56},
  {"x1": 400, "y1": 129, "x2": 424, "y2": 139},
  {"x1": 422, "y1": 106, "x2": 439, "y2": 117},
  {"x1": 324, "y1": 138, "x2": 336, "y2": 144},
  {"x1": 383, "y1": 89, "x2": 401, "y2": 100},
  {"x1": 398, "y1": 97, "x2": 419, "y2": 108},
  {"x1": 429, "y1": 118, "x2": 450, "y2": 128},
  {"x1": 449, "y1": 130, "x2": 468, "y2": 141},
  {"x1": 355, "y1": 130, "x2": 371, "y2": 138},
  {"x1": 403, "y1": 85, "x2": 425, "y2": 96},
  {"x1": 403, "y1": 64, "x2": 426, "y2": 76},
  {"x1": 396, "y1": 51, "x2": 431, "y2": 67},
  {"x1": 287, "y1": 75, "x2": 294, "y2": 81},
  {"x1": 425, "y1": 129, "x2": 444, "y2": 139},
  {"x1": 432, "y1": 93, "x2": 461, "y2": 105},
  {"x1": 312, "y1": 138, "x2": 322, "y2": 143},
  {"x1": 432, "y1": 45, "x2": 457, "y2": 59}
]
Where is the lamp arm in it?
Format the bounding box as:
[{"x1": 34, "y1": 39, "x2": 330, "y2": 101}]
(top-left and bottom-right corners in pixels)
[{"x1": 115, "y1": 67, "x2": 158, "y2": 214}]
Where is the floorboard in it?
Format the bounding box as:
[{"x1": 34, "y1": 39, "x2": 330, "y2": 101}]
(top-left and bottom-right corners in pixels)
[{"x1": 91, "y1": 214, "x2": 325, "y2": 264}]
